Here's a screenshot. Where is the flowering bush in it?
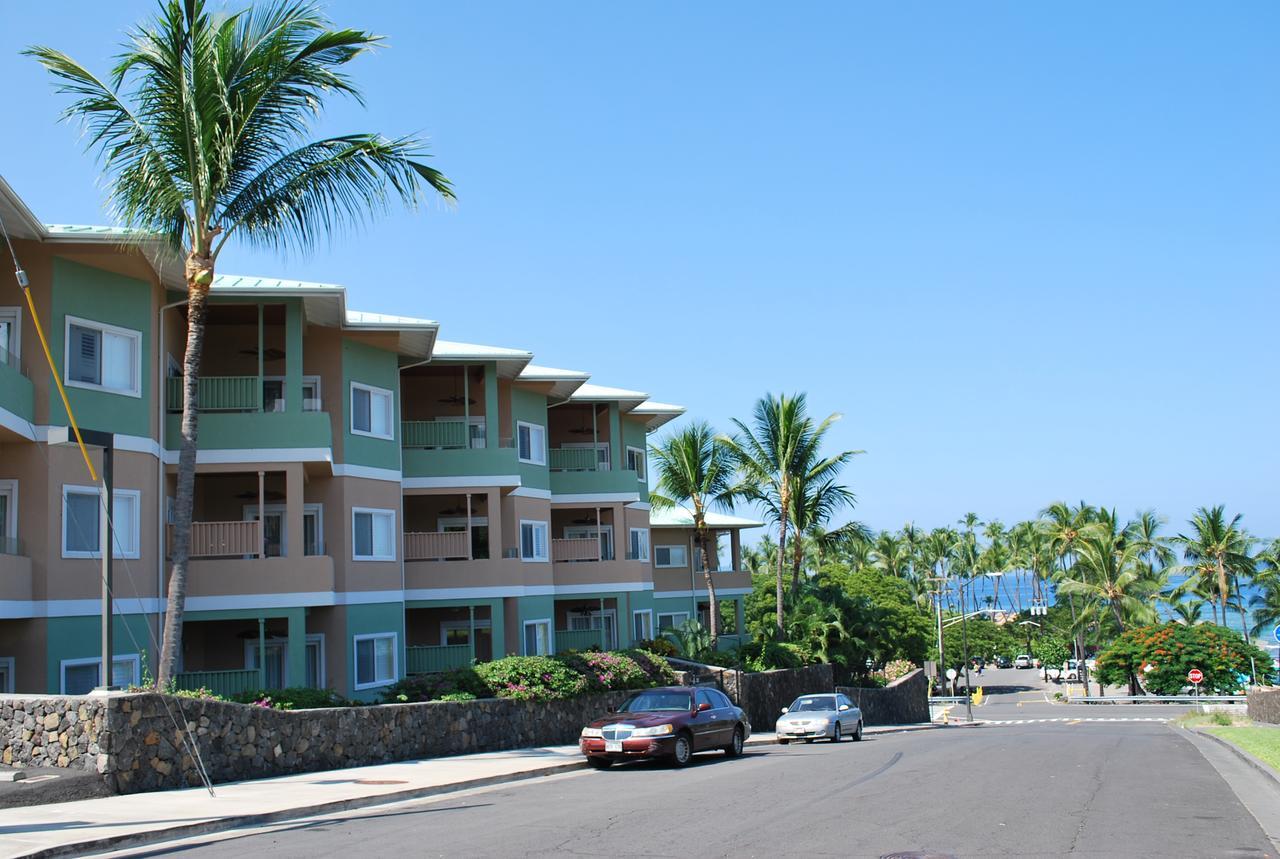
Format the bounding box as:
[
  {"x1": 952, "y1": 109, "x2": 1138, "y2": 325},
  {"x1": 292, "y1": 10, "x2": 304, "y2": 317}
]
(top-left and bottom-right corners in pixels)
[
  {"x1": 380, "y1": 668, "x2": 490, "y2": 704},
  {"x1": 475, "y1": 656, "x2": 587, "y2": 701},
  {"x1": 622, "y1": 649, "x2": 679, "y2": 686},
  {"x1": 880, "y1": 659, "x2": 917, "y2": 682},
  {"x1": 558, "y1": 650, "x2": 650, "y2": 692},
  {"x1": 1095, "y1": 623, "x2": 1272, "y2": 694},
  {"x1": 634, "y1": 638, "x2": 678, "y2": 658},
  {"x1": 230, "y1": 687, "x2": 356, "y2": 709}
]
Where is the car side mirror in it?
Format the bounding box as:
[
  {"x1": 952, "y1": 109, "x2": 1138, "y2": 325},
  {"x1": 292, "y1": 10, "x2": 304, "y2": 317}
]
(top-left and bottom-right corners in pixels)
[
  {"x1": 780, "y1": 707, "x2": 789, "y2": 714},
  {"x1": 697, "y1": 702, "x2": 712, "y2": 712},
  {"x1": 839, "y1": 704, "x2": 850, "y2": 711}
]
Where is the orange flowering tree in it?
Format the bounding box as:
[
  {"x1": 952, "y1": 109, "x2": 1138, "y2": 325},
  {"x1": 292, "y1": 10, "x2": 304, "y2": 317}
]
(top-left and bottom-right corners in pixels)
[{"x1": 1096, "y1": 622, "x2": 1272, "y2": 694}]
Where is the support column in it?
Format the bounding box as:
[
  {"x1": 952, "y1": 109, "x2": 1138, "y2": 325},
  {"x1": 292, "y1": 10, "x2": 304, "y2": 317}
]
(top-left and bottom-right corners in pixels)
[
  {"x1": 257, "y1": 617, "x2": 266, "y2": 688},
  {"x1": 483, "y1": 363, "x2": 499, "y2": 448},
  {"x1": 286, "y1": 464, "x2": 305, "y2": 559},
  {"x1": 731, "y1": 530, "x2": 742, "y2": 572},
  {"x1": 599, "y1": 597, "x2": 607, "y2": 650},
  {"x1": 285, "y1": 300, "x2": 303, "y2": 415},
  {"x1": 608, "y1": 404, "x2": 622, "y2": 471},
  {"x1": 735, "y1": 599, "x2": 745, "y2": 640},
  {"x1": 490, "y1": 598, "x2": 506, "y2": 659},
  {"x1": 468, "y1": 604, "x2": 476, "y2": 665},
  {"x1": 257, "y1": 470, "x2": 265, "y2": 559},
  {"x1": 257, "y1": 304, "x2": 265, "y2": 412},
  {"x1": 466, "y1": 492, "x2": 474, "y2": 560},
  {"x1": 462, "y1": 366, "x2": 470, "y2": 433},
  {"x1": 486, "y1": 488, "x2": 500, "y2": 560}
]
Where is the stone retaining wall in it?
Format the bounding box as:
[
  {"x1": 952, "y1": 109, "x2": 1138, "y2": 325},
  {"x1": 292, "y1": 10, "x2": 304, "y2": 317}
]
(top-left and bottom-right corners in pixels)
[
  {"x1": 1, "y1": 690, "x2": 636, "y2": 794},
  {"x1": 838, "y1": 669, "x2": 930, "y2": 725},
  {"x1": 1247, "y1": 687, "x2": 1280, "y2": 724},
  {"x1": 723, "y1": 664, "x2": 835, "y2": 730}
]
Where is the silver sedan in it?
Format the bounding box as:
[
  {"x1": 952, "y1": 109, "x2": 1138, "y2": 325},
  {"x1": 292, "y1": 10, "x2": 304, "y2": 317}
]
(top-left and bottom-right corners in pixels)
[{"x1": 774, "y1": 693, "x2": 863, "y2": 743}]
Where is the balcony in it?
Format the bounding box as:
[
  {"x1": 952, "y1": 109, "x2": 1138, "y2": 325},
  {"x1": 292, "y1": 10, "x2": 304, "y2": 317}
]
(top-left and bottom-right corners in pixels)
[
  {"x1": 552, "y1": 537, "x2": 606, "y2": 563},
  {"x1": 172, "y1": 668, "x2": 261, "y2": 697},
  {"x1": 0, "y1": 546, "x2": 32, "y2": 603},
  {"x1": 554, "y1": 628, "x2": 610, "y2": 653},
  {"x1": 401, "y1": 420, "x2": 470, "y2": 450},
  {"x1": 406, "y1": 644, "x2": 472, "y2": 675},
  {"x1": 548, "y1": 449, "x2": 643, "y2": 498},
  {"x1": 404, "y1": 530, "x2": 471, "y2": 561},
  {"x1": 0, "y1": 348, "x2": 34, "y2": 429},
  {"x1": 177, "y1": 520, "x2": 263, "y2": 558}
]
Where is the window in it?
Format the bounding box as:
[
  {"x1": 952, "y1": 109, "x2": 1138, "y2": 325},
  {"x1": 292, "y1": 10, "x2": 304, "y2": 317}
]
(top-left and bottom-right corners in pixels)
[
  {"x1": 352, "y1": 508, "x2": 395, "y2": 561},
  {"x1": 439, "y1": 515, "x2": 489, "y2": 560},
  {"x1": 0, "y1": 657, "x2": 12, "y2": 693},
  {"x1": 626, "y1": 446, "x2": 646, "y2": 480},
  {"x1": 516, "y1": 421, "x2": 546, "y2": 465},
  {"x1": 564, "y1": 525, "x2": 613, "y2": 561},
  {"x1": 62, "y1": 486, "x2": 140, "y2": 559},
  {"x1": 523, "y1": 619, "x2": 551, "y2": 656},
  {"x1": 263, "y1": 376, "x2": 322, "y2": 413},
  {"x1": 245, "y1": 504, "x2": 324, "y2": 557},
  {"x1": 628, "y1": 528, "x2": 650, "y2": 562},
  {"x1": 520, "y1": 520, "x2": 549, "y2": 562},
  {"x1": 440, "y1": 620, "x2": 492, "y2": 647},
  {"x1": 60, "y1": 655, "x2": 140, "y2": 694},
  {"x1": 657, "y1": 612, "x2": 689, "y2": 631},
  {"x1": 0, "y1": 481, "x2": 15, "y2": 551},
  {"x1": 305, "y1": 634, "x2": 326, "y2": 689},
  {"x1": 354, "y1": 633, "x2": 397, "y2": 689},
  {"x1": 64, "y1": 316, "x2": 141, "y2": 397},
  {"x1": 696, "y1": 689, "x2": 715, "y2": 710},
  {"x1": 633, "y1": 610, "x2": 654, "y2": 642},
  {"x1": 708, "y1": 689, "x2": 733, "y2": 709},
  {"x1": 693, "y1": 532, "x2": 729, "y2": 573},
  {"x1": 655, "y1": 545, "x2": 687, "y2": 568},
  {"x1": 0, "y1": 307, "x2": 18, "y2": 367},
  {"x1": 351, "y1": 382, "x2": 394, "y2": 439}
]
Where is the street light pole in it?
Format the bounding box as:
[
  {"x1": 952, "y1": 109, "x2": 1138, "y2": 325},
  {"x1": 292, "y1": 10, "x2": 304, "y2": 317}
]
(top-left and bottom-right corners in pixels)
[
  {"x1": 100, "y1": 440, "x2": 114, "y2": 690},
  {"x1": 959, "y1": 577, "x2": 973, "y2": 721}
]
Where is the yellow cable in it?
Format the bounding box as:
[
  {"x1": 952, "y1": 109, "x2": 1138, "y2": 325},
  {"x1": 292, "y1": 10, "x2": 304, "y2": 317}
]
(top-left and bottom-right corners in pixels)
[{"x1": 21, "y1": 286, "x2": 98, "y2": 482}]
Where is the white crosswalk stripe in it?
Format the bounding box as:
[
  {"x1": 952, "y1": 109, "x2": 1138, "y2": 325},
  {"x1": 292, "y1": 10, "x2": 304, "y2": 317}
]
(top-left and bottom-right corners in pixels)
[{"x1": 981, "y1": 717, "x2": 1170, "y2": 725}]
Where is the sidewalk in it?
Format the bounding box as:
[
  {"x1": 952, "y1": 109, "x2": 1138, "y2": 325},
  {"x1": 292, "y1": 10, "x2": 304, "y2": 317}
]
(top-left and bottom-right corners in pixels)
[{"x1": 0, "y1": 725, "x2": 938, "y2": 859}]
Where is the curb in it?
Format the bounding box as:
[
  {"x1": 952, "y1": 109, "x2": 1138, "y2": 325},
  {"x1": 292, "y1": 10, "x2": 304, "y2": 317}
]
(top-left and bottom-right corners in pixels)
[
  {"x1": 1192, "y1": 728, "x2": 1280, "y2": 791},
  {"x1": 16, "y1": 760, "x2": 590, "y2": 859}
]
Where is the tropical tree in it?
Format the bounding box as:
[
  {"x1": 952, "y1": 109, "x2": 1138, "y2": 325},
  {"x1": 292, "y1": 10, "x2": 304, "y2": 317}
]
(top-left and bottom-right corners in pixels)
[
  {"x1": 649, "y1": 422, "x2": 736, "y2": 638},
  {"x1": 721, "y1": 393, "x2": 857, "y2": 636},
  {"x1": 1172, "y1": 506, "x2": 1254, "y2": 641},
  {"x1": 29, "y1": 0, "x2": 453, "y2": 685},
  {"x1": 1169, "y1": 597, "x2": 1206, "y2": 626}
]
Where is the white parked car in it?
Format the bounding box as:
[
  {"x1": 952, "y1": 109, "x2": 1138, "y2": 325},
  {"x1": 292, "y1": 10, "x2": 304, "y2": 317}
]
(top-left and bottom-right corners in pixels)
[
  {"x1": 1013, "y1": 654, "x2": 1033, "y2": 669},
  {"x1": 775, "y1": 693, "x2": 863, "y2": 743}
]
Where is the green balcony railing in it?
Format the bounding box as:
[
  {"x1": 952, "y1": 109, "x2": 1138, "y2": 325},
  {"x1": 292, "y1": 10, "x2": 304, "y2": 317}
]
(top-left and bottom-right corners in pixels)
[
  {"x1": 167, "y1": 375, "x2": 261, "y2": 412},
  {"x1": 406, "y1": 644, "x2": 473, "y2": 674},
  {"x1": 554, "y1": 628, "x2": 612, "y2": 653},
  {"x1": 549, "y1": 447, "x2": 601, "y2": 472},
  {"x1": 172, "y1": 668, "x2": 262, "y2": 698},
  {"x1": 401, "y1": 421, "x2": 468, "y2": 450}
]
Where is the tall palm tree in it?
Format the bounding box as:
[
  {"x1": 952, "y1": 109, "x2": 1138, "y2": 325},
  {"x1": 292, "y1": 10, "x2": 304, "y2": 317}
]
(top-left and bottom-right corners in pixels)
[
  {"x1": 1169, "y1": 596, "x2": 1206, "y2": 626},
  {"x1": 649, "y1": 422, "x2": 737, "y2": 639},
  {"x1": 1172, "y1": 506, "x2": 1254, "y2": 641},
  {"x1": 721, "y1": 393, "x2": 856, "y2": 636},
  {"x1": 29, "y1": 0, "x2": 453, "y2": 685}
]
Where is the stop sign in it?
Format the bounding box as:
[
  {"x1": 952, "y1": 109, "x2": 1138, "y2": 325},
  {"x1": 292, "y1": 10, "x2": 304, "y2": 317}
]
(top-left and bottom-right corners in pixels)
[{"x1": 1188, "y1": 668, "x2": 1204, "y2": 684}]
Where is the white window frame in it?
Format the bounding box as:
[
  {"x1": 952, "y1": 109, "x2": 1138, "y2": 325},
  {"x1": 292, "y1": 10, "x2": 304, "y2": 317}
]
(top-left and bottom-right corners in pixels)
[
  {"x1": 564, "y1": 524, "x2": 613, "y2": 560},
  {"x1": 0, "y1": 656, "x2": 12, "y2": 693},
  {"x1": 243, "y1": 503, "x2": 324, "y2": 557},
  {"x1": 352, "y1": 632, "x2": 398, "y2": 690},
  {"x1": 0, "y1": 306, "x2": 20, "y2": 367},
  {"x1": 522, "y1": 619, "x2": 553, "y2": 656},
  {"x1": 629, "y1": 527, "x2": 650, "y2": 562},
  {"x1": 61, "y1": 485, "x2": 141, "y2": 559},
  {"x1": 626, "y1": 446, "x2": 646, "y2": 481},
  {"x1": 657, "y1": 611, "x2": 690, "y2": 631},
  {"x1": 655, "y1": 544, "x2": 688, "y2": 569},
  {"x1": 519, "y1": 519, "x2": 549, "y2": 563},
  {"x1": 437, "y1": 515, "x2": 488, "y2": 531},
  {"x1": 263, "y1": 375, "x2": 322, "y2": 413},
  {"x1": 0, "y1": 479, "x2": 17, "y2": 543},
  {"x1": 439, "y1": 619, "x2": 493, "y2": 647},
  {"x1": 59, "y1": 654, "x2": 140, "y2": 693},
  {"x1": 516, "y1": 420, "x2": 547, "y2": 466},
  {"x1": 633, "y1": 609, "x2": 654, "y2": 642},
  {"x1": 562, "y1": 441, "x2": 611, "y2": 471},
  {"x1": 244, "y1": 637, "x2": 290, "y2": 687},
  {"x1": 351, "y1": 507, "x2": 396, "y2": 561},
  {"x1": 350, "y1": 381, "x2": 395, "y2": 440},
  {"x1": 306, "y1": 633, "x2": 326, "y2": 689},
  {"x1": 63, "y1": 315, "x2": 142, "y2": 398}
]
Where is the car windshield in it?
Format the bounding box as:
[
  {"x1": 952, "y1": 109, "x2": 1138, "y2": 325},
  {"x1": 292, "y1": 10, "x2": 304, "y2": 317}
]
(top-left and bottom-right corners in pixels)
[
  {"x1": 619, "y1": 691, "x2": 692, "y2": 713},
  {"x1": 788, "y1": 696, "x2": 836, "y2": 712}
]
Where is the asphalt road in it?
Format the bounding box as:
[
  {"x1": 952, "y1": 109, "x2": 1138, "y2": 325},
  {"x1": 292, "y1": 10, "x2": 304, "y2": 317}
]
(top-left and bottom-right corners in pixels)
[{"x1": 146, "y1": 714, "x2": 1277, "y2": 858}]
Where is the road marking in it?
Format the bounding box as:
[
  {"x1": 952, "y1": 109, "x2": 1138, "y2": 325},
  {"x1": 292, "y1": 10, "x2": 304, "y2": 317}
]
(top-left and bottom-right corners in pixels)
[{"x1": 982, "y1": 717, "x2": 1171, "y2": 726}]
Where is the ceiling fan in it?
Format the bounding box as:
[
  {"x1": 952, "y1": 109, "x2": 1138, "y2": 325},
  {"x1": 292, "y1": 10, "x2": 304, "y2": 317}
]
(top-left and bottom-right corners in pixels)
[
  {"x1": 439, "y1": 505, "x2": 480, "y2": 516},
  {"x1": 234, "y1": 489, "x2": 286, "y2": 501},
  {"x1": 437, "y1": 372, "x2": 476, "y2": 405},
  {"x1": 239, "y1": 346, "x2": 286, "y2": 362},
  {"x1": 568, "y1": 405, "x2": 598, "y2": 434}
]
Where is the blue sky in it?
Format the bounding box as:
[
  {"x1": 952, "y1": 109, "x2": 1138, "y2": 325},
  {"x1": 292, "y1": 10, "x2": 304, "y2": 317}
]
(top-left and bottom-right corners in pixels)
[{"x1": 2, "y1": 2, "x2": 1276, "y2": 540}]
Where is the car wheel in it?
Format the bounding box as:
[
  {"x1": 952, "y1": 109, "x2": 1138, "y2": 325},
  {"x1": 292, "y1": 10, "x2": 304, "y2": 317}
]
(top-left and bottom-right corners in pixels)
[
  {"x1": 586, "y1": 757, "x2": 613, "y2": 770},
  {"x1": 672, "y1": 733, "x2": 693, "y2": 767},
  {"x1": 852, "y1": 720, "x2": 863, "y2": 742},
  {"x1": 778, "y1": 738, "x2": 790, "y2": 745},
  {"x1": 724, "y1": 726, "x2": 745, "y2": 757},
  {"x1": 804, "y1": 739, "x2": 815, "y2": 744},
  {"x1": 832, "y1": 723, "x2": 842, "y2": 743}
]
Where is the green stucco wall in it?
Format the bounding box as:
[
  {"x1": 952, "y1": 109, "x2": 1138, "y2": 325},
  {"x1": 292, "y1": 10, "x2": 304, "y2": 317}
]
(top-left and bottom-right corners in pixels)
[
  {"x1": 342, "y1": 340, "x2": 402, "y2": 472},
  {"x1": 510, "y1": 386, "x2": 550, "y2": 491},
  {"x1": 344, "y1": 601, "x2": 407, "y2": 701},
  {"x1": 44, "y1": 613, "x2": 156, "y2": 692}
]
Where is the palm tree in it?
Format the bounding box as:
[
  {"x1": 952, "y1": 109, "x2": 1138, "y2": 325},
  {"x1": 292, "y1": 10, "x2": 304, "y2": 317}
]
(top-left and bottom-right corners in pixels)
[
  {"x1": 1172, "y1": 506, "x2": 1254, "y2": 641},
  {"x1": 721, "y1": 393, "x2": 857, "y2": 636},
  {"x1": 29, "y1": 0, "x2": 453, "y2": 685},
  {"x1": 1169, "y1": 597, "x2": 1206, "y2": 626},
  {"x1": 649, "y1": 422, "x2": 737, "y2": 639}
]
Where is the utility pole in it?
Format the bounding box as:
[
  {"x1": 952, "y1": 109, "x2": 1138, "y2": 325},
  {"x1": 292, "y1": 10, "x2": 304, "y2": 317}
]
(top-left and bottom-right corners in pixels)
[{"x1": 959, "y1": 577, "x2": 973, "y2": 722}]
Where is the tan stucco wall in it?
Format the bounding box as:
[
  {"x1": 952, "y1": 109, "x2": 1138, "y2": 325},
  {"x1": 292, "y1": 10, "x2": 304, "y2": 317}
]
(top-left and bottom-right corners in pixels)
[
  {"x1": 306, "y1": 606, "x2": 346, "y2": 693},
  {"x1": 0, "y1": 618, "x2": 46, "y2": 693}
]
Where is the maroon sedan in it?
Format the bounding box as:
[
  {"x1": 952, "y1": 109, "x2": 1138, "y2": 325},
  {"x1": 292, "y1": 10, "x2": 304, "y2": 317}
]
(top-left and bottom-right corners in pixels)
[{"x1": 579, "y1": 686, "x2": 751, "y2": 768}]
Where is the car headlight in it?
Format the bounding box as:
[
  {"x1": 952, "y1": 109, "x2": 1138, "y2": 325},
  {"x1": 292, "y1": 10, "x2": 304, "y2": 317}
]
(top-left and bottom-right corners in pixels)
[
  {"x1": 581, "y1": 727, "x2": 603, "y2": 738},
  {"x1": 631, "y1": 724, "x2": 675, "y2": 738}
]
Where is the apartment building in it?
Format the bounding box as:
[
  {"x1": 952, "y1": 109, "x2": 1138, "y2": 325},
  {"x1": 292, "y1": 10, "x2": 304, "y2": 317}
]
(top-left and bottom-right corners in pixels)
[{"x1": 0, "y1": 176, "x2": 759, "y2": 700}]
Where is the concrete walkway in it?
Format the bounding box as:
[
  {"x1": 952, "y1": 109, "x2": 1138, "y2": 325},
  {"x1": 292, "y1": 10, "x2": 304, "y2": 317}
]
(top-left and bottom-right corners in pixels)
[{"x1": 0, "y1": 725, "x2": 940, "y2": 859}]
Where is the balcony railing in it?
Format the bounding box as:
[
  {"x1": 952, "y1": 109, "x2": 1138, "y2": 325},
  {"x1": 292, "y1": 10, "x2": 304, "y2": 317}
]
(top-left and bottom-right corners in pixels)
[
  {"x1": 404, "y1": 530, "x2": 471, "y2": 561},
  {"x1": 549, "y1": 447, "x2": 605, "y2": 472},
  {"x1": 552, "y1": 537, "x2": 602, "y2": 562},
  {"x1": 172, "y1": 668, "x2": 262, "y2": 697},
  {"x1": 555, "y1": 628, "x2": 613, "y2": 653},
  {"x1": 167, "y1": 375, "x2": 260, "y2": 412},
  {"x1": 175, "y1": 520, "x2": 262, "y2": 558},
  {"x1": 401, "y1": 420, "x2": 469, "y2": 450},
  {"x1": 406, "y1": 644, "x2": 473, "y2": 674}
]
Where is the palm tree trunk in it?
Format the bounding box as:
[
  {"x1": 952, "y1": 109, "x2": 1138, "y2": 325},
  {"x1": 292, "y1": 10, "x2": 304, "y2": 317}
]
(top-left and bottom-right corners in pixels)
[
  {"x1": 697, "y1": 525, "x2": 719, "y2": 639},
  {"x1": 1217, "y1": 557, "x2": 1230, "y2": 633},
  {"x1": 157, "y1": 274, "x2": 210, "y2": 686},
  {"x1": 1231, "y1": 573, "x2": 1250, "y2": 643},
  {"x1": 775, "y1": 510, "x2": 788, "y2": 638},
  {"x1": 791, "y1": 534, "x2": 804, "y2": 592}
]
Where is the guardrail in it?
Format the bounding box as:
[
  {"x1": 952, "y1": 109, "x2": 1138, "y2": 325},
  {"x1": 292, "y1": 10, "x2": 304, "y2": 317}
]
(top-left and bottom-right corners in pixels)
[{"x1": 1068, "y1": 694, "x2": 1247, "y2": 704}]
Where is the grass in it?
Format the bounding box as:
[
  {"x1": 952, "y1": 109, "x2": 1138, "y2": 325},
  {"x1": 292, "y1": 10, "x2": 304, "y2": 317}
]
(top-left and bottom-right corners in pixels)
[
  {"x1": 1204, "y1": 726, "x2": 1280, "y2": 772},
  {"x1": 1176, "y1": 711, "x2": 1249, "y2": 729}
]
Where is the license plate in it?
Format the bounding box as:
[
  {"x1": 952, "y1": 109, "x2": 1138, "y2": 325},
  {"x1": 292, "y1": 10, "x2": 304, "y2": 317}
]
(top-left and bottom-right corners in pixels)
[{"x1": 605, "y1": 740, "x2": 623, "y2": 753}]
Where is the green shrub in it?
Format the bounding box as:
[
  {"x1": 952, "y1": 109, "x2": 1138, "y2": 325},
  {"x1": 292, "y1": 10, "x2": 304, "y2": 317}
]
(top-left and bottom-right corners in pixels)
[
  {"x1": 475, "y1": 656, "x2": 586, "y2": 701},
  {"x1": 635, "y1": 638, "x2": 678, "y2": 658},
  {"x1": 622, "y1": 649, "x2": 679, "y2": 686},
  {"x1": 230, "y1": 687, "x2": 356, "y2": 709},
  {"x1": 1210, "y1": 710, "x2": 1233, "y2": 726},
  {"x1": 557, "y1": 650, "x2": 650, "y2": 692},
  {"x1": 381, "y1": 668, "x2": 490, "y2": 704}
]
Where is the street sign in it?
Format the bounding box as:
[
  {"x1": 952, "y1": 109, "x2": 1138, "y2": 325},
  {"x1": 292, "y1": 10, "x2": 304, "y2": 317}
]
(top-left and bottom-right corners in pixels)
[
  {"x1": 946, "y1": 668, "x2": 958, "y2": 681},
  {"x1": 1188, "y1": 668, "x2": 1204, "y2": 684},
  {"x1": 1273, "y1": 625, "x2": 1280, "y2": 643}
]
